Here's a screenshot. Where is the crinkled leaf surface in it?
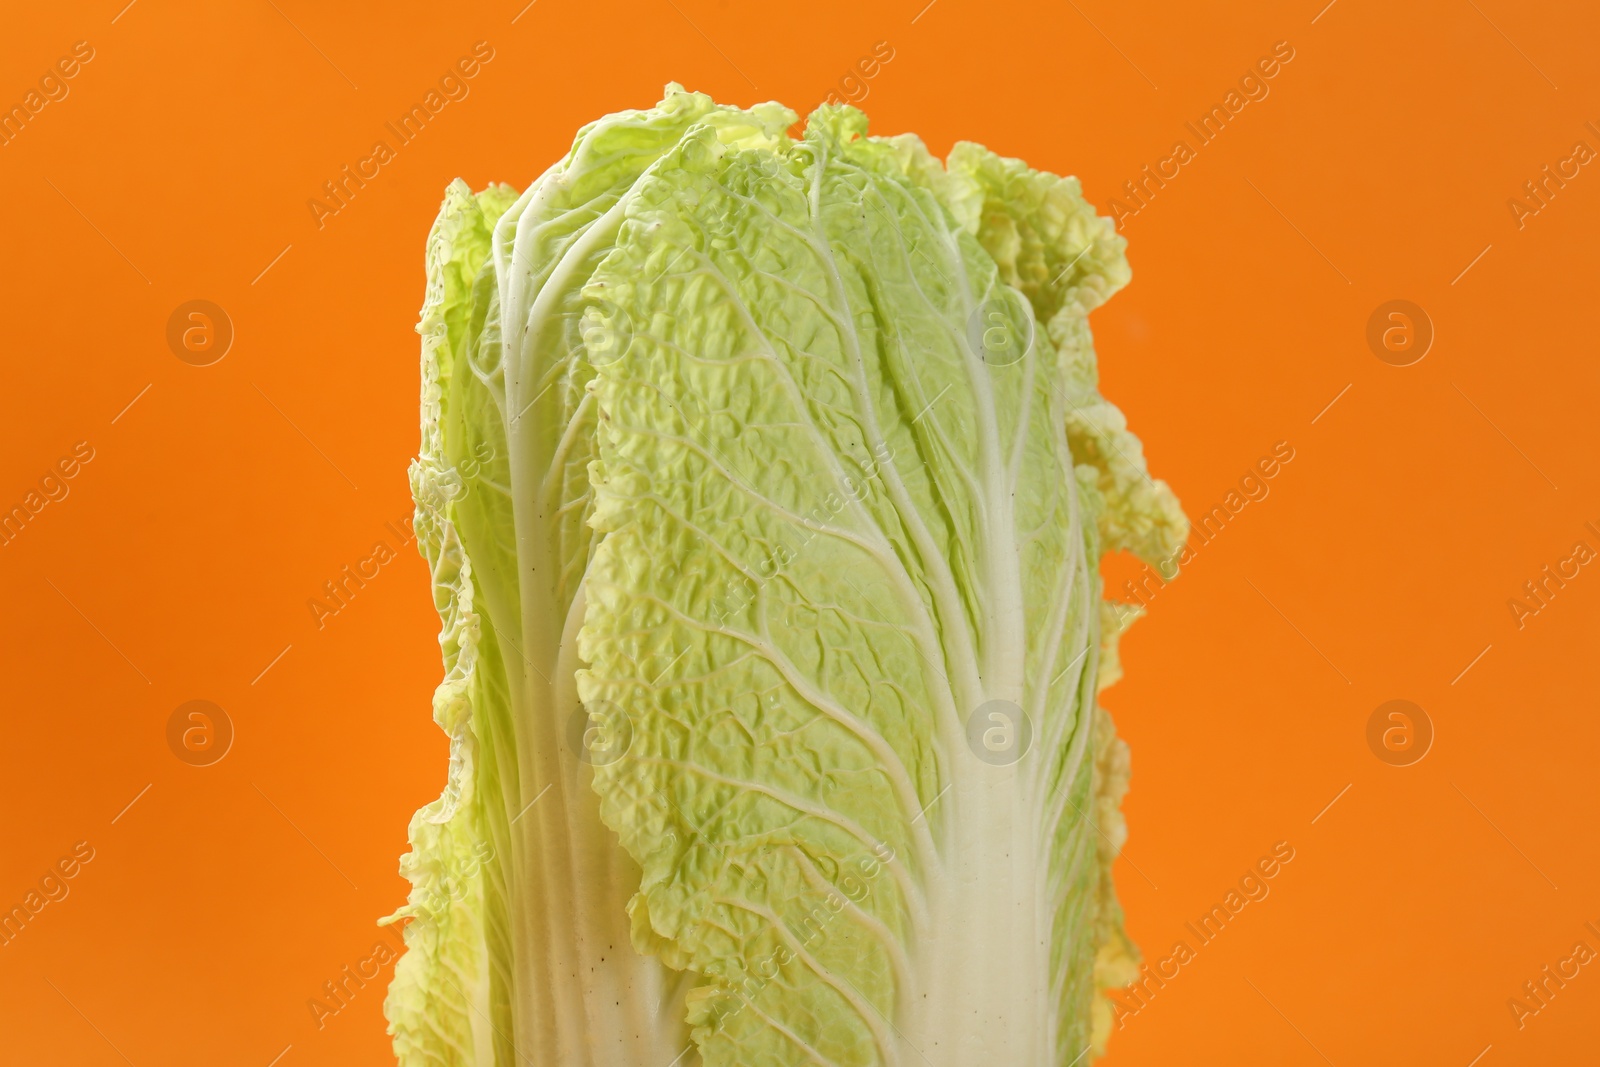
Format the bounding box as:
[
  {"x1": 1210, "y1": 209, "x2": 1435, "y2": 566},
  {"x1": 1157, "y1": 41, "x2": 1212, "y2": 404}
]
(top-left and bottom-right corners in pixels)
[{"x1": 578, "y1": 102, "x2": 1182, "y2": 1066}]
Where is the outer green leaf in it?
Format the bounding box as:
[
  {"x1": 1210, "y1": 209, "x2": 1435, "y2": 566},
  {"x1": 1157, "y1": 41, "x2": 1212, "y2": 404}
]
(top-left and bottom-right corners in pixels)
[{"x1": 577, "y1": 101, "x2": 1179, "y2": 1065}]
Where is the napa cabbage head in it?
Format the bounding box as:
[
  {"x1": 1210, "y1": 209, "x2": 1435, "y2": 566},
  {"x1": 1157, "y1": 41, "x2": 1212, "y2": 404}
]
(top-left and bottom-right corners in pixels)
[{"x1": 386, "y1": 83, "x2": 1185, "y2": 1067}]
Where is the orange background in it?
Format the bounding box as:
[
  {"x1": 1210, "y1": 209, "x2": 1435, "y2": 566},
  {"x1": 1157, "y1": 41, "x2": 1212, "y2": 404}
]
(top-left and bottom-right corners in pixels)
[{"x1": 3, "y1": 1, "x2": 1597, "y2": 1064}]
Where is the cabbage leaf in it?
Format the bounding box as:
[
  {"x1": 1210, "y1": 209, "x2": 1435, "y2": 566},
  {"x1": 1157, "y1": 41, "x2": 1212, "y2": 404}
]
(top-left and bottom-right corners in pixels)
[{"x1": 387, "y1": 84, "x2": 1184, "y2": 1067}]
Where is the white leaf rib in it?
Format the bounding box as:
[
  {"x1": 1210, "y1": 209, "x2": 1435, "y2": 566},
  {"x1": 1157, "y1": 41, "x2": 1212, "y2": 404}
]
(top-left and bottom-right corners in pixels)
[
  {"x1": 727, "y1": 994, "x2": 842, "y2": 1067},
  {"x1": 606, "y1": 421, "x2": 894, "y2": 567},
  {"x1": 717, "y1": 896, "x2": 901, "y2": 1067},
  {"x1": 1006, "y1": 326, "x2": 1042, "y2": 492},
  {"x1": 853, "y1": 183, "x2": 991, "y2": 521},
  {"x1": 595, "y1": 585, "x2": 937, "y2": 900},
  {"x1": 1023, "y1": 532, "x2": 1089, "y2": 760},
  {"x1": 850, "y1": 170, "x2": 1034, "y2": 711},
  {"x1": 850, "y1": 227, "x2": 987, "y2": 511},
  {"x1": 621, "y1": 229, "x2": 977, "y2": 810},
  {"x1": 638, "y1": 751, "x2": 916, "y2": 868},
  {"x1": 1036, "y1": 589, "x2": 1096, "y2": 804},
  {"x1": 805, "y1": 147, "x2": 985, "y2": 725},
  {"x1": 1041, "y1": 682, "x2": 1105, "y2": 879},
  {"x1": 537, "y1": 392, "x2": 597, "y2": 511},
  {"x1": 495, "y1": 134, "x2": 702, "y2": 1067},
  {"x1": 786, "y1": 845, "x2": 915, "y2": 999}
]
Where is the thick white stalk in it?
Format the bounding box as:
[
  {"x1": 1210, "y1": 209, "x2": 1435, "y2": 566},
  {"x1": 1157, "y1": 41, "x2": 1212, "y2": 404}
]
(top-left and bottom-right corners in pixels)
[
  {"x1": 554, "y1": 582, "x2": 691, "y2": 1066},
  {"x1": 906, "y1": 767, "x2": 1051, "y2": 1065},
  {"x1": 894, "y1": 252, "x2": 1067, "y2": 1062},
  {"x1": 499, "y1": 181, "x2": 691, "y2": 1066}
]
